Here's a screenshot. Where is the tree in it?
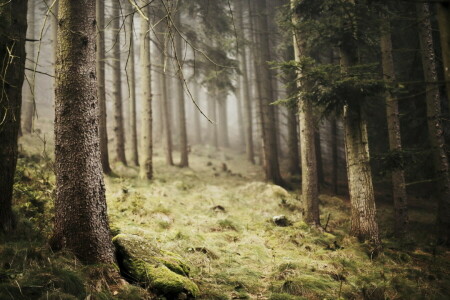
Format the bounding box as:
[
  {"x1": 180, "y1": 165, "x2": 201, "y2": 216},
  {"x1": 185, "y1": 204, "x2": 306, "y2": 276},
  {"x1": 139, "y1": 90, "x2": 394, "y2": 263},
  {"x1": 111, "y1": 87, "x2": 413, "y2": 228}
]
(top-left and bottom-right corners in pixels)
[
  {"x1": 126, "y1": 1, "x2": 139, "y2": 167},
  {"x1": 112, "y1": 0, "x2": 127, "y2": 165},
  {"x1": 173, "y1": 9, "x2": 189, "y2": 167},
  {"x1": 22, "y1": 0, "x2": 35, "y2": 134},
  {"x1": 51, "y1": 0, "x2": 115, "y2": 264},
  {"x1": 237, "y1": 0, "x2": 255, "y2": 164},
  {"x1": 139, "y1": 2, "x2": 153, "y2": 180},
  {"x1": 292, "y1": 0, "x2": 320, "y2": 226},
  {"x1": 0, "y1": 0, "x2": 27, "y2": 232},
  {"x1": 96, "y1": 0, "x2": 112, "y2": 174},
  {"x1": 417, "y1": 3, "x2": 450, "y2": 245},
  {"x1": 437, "y1": 2, "x2": 450, "y2": 106},
  {"x1": 380, "y1": 8, "x2": 408, "y2": 236}
]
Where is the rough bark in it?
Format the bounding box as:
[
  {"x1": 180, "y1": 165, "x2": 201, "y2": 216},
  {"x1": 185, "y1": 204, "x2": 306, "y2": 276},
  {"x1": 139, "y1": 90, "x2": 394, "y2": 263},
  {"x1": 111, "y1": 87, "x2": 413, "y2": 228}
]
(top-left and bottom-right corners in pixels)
[
  {"x1": 126, "y1": 1, "x2": 139, "y2": 167},
  {"x1": 380, "y1": 11, "x2": 408, "y2": 237},
  {"x1": 139, "y1": 2, "x2": 153, "y2": 180},
  {"x1": 173, "y1": 11, "x2": 189, "y2": 167},
  {"x1": 237, "y1": 1, "x2": 254, "y2": 163},
  {"x1": 292, "y1": 0, "x2": 320, "y2": 225},
  {"x1": 96, "y1": 0, "x2": 112, "y2": 174},
  {"x1": 51, "y1": 0, "x2": 115, "y2": 264},
  {"x1": 417, "y1": 3, "x2": 450, "y2": 245},
  {"x1": 112, "y1": 0, "x2": 127, "y2": 165},
  {"x1": 22, "y1": 0, "x2": 35, "y2": 134},
  {"x1": 341, "y1": 46, "x2": 380, "y2": 246},
  {"x1": 437, "y1": 2, "x2": 450, "y2": 105},
  {"x1": 0, "y1": 0, "x2": 27, "y2": 233},
  {"x1": 253, "y1": 0, "x2": 283, "y2": 185}
]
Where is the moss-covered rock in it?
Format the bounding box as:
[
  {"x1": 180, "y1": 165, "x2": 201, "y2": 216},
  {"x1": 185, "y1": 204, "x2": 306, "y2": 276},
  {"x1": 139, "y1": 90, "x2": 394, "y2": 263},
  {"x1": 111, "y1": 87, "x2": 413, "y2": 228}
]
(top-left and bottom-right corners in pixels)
[{"x1": 113, "y1": 234, "x2": 199, "y2": 298}]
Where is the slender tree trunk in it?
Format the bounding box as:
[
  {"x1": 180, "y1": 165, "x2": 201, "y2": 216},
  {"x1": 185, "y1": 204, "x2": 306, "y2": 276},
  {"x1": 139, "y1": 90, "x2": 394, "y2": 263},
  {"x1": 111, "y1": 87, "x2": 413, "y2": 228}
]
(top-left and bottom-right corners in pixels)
[
  {"x1": 287, "y1": 104, "x2": 300, "y2": 175},
  {"x1": 162, "y1": 71, "x2": 174, "y2": 166},
  {"x1": 207, "y1": 88, "x2": 219, "y2": 149},
  {"x1": 315, "y1": 126, "x2": 325, "y2": 187},
  {"x1": 173, "y1": 11, "x2": 189, "y2": 167},
  {"x1": 139, "y1": 3, "x2": 153, "y2": 180},
  {"x1": 22, "y1": 0, "x2": 35, "y2": 134},
  {"x1": 235, "y1": 79, "x2": 245, "y2": 149},
  {"x1": 341, "y1": 46, "x2": 380, "y2": 246},
  {"x1": 330, "y1": 115, "x2": 339, "y2": 195},
  {"x1": 253, "y1": 0, "x2": 283, "y2": 185},
  {"x1": 192, "y1": 81, "x2": 202, "y2": 144},
  {"x1": 291, "y1": 0, "x2": 319, "y2": 225},
  {"x1": 437, "y1": 3, "x2": 450, "y2": 106},
  {"x1": 380, "y1": 11, "x2": 408, "y2": 236},
  {"x1": 96, "y1": 0, "x2": 112, "y2": 174},
  {"x1": 126, "y1": 2, "x2": 139, "y2": 166},
  {"x1": 0, "y1": 0, "x2": 27, "y2": 232},
  {"x1": 51, "y1": 0, "x2": 115, "y2": 264},
  {"x1": 218, "y1": 95, "x2": 230, "y2": 148},
  {"x1": 112, "y1": 0, "x2": 127, "y2": 165},
  {"x1": 417, "y1": 3, "x2": 450, "y2": 245},
  {"x1": 238, "y1": 1, "x2": 255, "y2": 163}
]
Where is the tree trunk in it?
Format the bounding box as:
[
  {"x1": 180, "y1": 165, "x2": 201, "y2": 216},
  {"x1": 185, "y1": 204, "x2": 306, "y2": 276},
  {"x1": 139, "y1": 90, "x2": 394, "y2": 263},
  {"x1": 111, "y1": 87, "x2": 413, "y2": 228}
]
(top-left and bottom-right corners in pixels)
[
  {"x1": 380, "y1": 11, "x2": 408, "y2": 237},
  {"x1": 51, "y1": 0, "x2": 115, "y2": 264},
  {"x1": 0, "y1": 0, "x2": 27, "y2": 232},
  {"x1": 173, "y1": 11, "x2": 189, "y2": 167},
  {"x1": 162, "y1": 70, "x2": 174, "y2": 166},
  {"x1": 287, "y1": 104, "x2": 300, "y2": 175},
  {"x1": 235, "y1": 79, "x2": 245, "y2": 149},
  {"x1": 126, "y1": 2, "x2": 139, "y2": 166},
  {"x1": 437, "y1": 2, "x2": 450, "y2": 106},
  {"x1": 139, "y1": 3, "x2": 153, "y2": 180},
  {"x1": 330, "y1": 115, "x2": 339, "y2": 195},
  {"x1": 218, "y1": 95, "x2": 230, "y2": 148},
  {"x1": 96, "y1": 0, "x2": 112, "y2": 174},
  {"x1": 192, "y1": 81, "x2": 202, "y2": 144},
  {"x1": 341, "y1": 46, "x2": 380, "y2": 245},
  {"x1": 315, "y1": 126, "x2": 325, "y2": 187},
  {"x1": 237, "y1": 2, "x2": 255, "y2": 163},
  {"x1": 291, "y1": 0, "x2": 319, "y2": 225},
  {"x1": 112, "y1": 0, "x2": 127, "y2": 165},
  {"x1": 253, "y1": 0, "x2": 283, "y2": 185},
  {"x1": 207, "y1": 88, "x2": 219, "y2": 149},
  {"x1": 22, "y1": 0, "x2": 35, "y2": 134},
  {"x1": 417, "y1": 3, "x2": 450, "y2": 245}
]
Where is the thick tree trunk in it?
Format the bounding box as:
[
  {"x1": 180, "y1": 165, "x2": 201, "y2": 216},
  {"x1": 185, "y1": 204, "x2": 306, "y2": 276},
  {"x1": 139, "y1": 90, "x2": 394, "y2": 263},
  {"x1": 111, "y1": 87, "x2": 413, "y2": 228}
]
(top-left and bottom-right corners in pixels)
[
  {"x1": 22, "y1": 0, "x2": 35, "y2": 134},
  {"x1": 139, "y1": 3, "x2": 153, "y2": 180},
  {"x1": 380, "y1": 12, "x2": 408, "y2": 237},
  {"x1": 287, "y1": 104, "x2": 300, "y2": 176},
  {"x1": 112, "y1": 0, "x2": 127, "y2": 165},
  {"x1": 292, "y1": 0, "x2": 319, "y2": 225},
  {"x1": 51, "y1": 0, "x2": 115, "y2": 264},
  {"x1": 417, "y1": 3, "x2": 450, "y2": 245},
  {"x1": 173, "y1": 11, "x2": 189, "y2": 167},
  {"x1": 0, "y1": 0, "x2": 27, "y2": 232},
  {"x1": 238, "y1": 1, "x2": 255, "y2": 163},
  {"x1": 253, "y1": 0, "x2": 283, "y2": 185},
  {"x1": 437, "y1": 3, "x2": 450, "y2": 105},
  {"x1": 341, "y1": 46, "x2": 380, "y2": 245},
  {"x1": 126, "y1": 2, "x2": 139, "y2": 166},
  {"x1": 315, "y1": 126, "x2": 325, "y2": 187},
  {"x1": 96, "y1": 0, "x2": 112, "y2": 174}
]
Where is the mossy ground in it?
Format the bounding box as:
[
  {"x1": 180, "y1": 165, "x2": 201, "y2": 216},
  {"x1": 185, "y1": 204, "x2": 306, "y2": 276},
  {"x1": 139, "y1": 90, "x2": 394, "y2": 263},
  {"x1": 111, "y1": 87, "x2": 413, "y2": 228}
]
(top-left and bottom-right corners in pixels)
[{"x1": 2, "y1": 128, "x2": 450, "y2": 299}]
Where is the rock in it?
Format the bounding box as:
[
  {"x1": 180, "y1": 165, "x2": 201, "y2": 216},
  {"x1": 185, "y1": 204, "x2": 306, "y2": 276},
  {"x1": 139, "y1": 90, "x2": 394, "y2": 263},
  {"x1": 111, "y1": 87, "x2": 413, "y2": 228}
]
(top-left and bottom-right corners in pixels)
[
  {"x1": 239, "y1": 183, "x2": 290, "y2": 201},
  {"x1": 113, "y1": 234, "x2": 199, "y2": 298},
  {"x1": 212, "y1": 205, "x2": 226, "y2": 212},
  {"x1": 272, "y1": 215, "x2": 291, "y2": 227}
]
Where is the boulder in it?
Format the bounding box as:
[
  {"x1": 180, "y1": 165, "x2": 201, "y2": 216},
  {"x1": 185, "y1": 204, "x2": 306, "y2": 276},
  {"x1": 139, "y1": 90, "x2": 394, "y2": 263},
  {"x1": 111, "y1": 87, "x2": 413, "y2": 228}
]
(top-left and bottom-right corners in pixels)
[{"x1": 113, "y1": 234, "x2": 199, "y2": 298}]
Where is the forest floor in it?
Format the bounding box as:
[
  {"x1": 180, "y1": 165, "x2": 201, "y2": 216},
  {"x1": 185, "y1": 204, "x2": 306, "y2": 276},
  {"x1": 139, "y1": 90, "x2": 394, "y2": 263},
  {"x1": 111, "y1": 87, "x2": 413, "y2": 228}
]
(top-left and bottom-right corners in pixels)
[{"x1": 1, "y1": 125, "x2": 450, "y2": 299}]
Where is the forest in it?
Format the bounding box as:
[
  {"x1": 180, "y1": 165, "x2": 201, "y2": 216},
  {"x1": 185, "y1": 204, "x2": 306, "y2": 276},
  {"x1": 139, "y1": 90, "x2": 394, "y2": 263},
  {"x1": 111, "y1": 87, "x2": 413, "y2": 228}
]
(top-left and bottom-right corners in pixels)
[{"x1": 0, "y1": 0, "x2": 450, "y2": 299}]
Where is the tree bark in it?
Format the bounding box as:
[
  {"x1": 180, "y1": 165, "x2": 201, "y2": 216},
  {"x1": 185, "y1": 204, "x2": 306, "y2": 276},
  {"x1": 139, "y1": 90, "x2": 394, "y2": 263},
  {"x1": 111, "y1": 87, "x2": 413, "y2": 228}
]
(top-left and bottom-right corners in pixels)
[
  {"x1": 192, "y1": 81, "x2": 202, "y2": 144},
  {"x1": 237, "y1": 1, "x2": 255, "y2": 163},
  {"x1": 417, "y1": 3, "x2": 450, "y2": 245},
  {"x1": 96, "y1": 0, "x2": 112, "y2": 174},
  {"x1": 207, "y1": 88, "x2": 219, "y2": 149},
  {"x1": 437, "y1": 2, "x2": 450, "y2": 106},
  {"x1": 173, "y1": 11, "x2": 189, "y2": 167},
  {"x1": 112, "y1": 0, "x2": 127, "y2": 165},
  {"x1": 218, "y1": 95, "x2": 230, "y2": 148},
  {"x1": 380, "y1": 11, "x2": 408, "y2": 237},
  {"x1": 253, "y1": 0, "x2": 283, "y2": 185},
  {"x1": 51, "y1": 0, "x2": 115, "y2": 264},
  {"x1": 315, "y1": 126, "x2": 325, "y2": 187},
  {"x1": 292, "y1": 0, "x2": 320, "y2": 225},
  {"x1": 126, "y1": 1, "x2": 139, "y2": 166},
  {"x1": 330, "y1": 115, "x2": 339, "y2": 195},
  {"x1": 341, "y1": 46, "x2": 380, "y2": 245},
  {"x1": 139, "y1": 2, "x2": 153, "y2": 180},
  {"x1": 0, "y1": 0, "x2": 27, "y2": 232},
  {"x1": 22, "y1": 0, "x2": 35, "y2": 134},
  {"x1": 287, "y1": 103, "x2": 300, "y2": 176}
]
